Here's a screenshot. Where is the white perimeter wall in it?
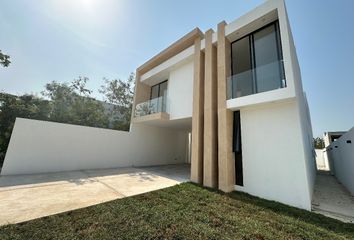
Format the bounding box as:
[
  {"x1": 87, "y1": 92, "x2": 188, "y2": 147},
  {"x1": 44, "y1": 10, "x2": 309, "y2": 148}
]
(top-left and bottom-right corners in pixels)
[
  {"x1": 1, "y1": 118, "x2": 188, "y2": 175},
  {"x1": 238, "y1": 100, "x2": 313, "y2": 210},
  {"x1": 167, "y1": 60, "x2": 194, "y2": 120},
  {"x1": 315, "y1": 149, "x2": 329, "y2": 171},
  {"x1": 327, "y1": 127, "x2": 354, "y2": 195}
]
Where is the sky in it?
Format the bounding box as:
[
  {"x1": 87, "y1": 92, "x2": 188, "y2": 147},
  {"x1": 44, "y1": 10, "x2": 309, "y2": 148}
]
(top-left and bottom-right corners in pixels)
[{"x1": 0, "y1": 0, "x2": 353, "y2": 137}]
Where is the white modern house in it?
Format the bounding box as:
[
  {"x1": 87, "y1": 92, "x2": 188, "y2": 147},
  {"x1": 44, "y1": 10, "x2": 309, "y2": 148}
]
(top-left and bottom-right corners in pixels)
[{"x1": 1, "y1": 0, "x2": 316, "y2": 210}]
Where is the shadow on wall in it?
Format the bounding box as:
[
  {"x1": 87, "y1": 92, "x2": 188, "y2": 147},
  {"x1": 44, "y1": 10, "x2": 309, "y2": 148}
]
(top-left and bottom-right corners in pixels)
[{"x1": 1, "y1": 118, "x2": 188, "y2": 176}]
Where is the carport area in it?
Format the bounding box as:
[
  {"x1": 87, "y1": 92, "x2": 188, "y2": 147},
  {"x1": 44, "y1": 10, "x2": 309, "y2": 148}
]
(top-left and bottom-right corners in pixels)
[
  {"x1": 312, "y1": 171, "x2": 354, "y2": 223},
  {"x1": 0, "y1": 164, "x2": 190, "y2": 226}
]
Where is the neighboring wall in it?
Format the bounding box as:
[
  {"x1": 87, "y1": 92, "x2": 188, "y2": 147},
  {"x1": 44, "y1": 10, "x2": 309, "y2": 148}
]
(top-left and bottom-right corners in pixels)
[
  {"x1": 1, "y1": 118, "x2": 188, "y2": 175},
  {"x1": 327, "y1": 127, "x2": 354, "y2": 195},
  {"x1": 167, "y1": 60, "x2": 194, "y2": 120},
  {"x1": 239, "y1": 100, "x2": 313, "y2": 210},
  {"x1": 315, "y1": 149, "x2": 329, "y2": 171}
]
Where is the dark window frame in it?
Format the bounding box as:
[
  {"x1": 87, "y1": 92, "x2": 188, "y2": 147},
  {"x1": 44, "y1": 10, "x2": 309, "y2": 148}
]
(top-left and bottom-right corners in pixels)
[
  {"x1": 230, "y1": 20, "x2": 285, "y2": 98},
  {"x1": 150, "y1": 80, "x2": 168, "y2": 100}
]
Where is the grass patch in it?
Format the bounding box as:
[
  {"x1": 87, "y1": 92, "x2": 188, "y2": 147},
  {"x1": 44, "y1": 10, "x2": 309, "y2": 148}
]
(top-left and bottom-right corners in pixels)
[{"x1": 1, "y1": 182, "x2": 353, "y2": 239}]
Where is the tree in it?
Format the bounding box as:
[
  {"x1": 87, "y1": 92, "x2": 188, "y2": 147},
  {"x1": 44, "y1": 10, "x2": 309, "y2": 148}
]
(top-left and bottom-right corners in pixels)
[
  {"x1": 41, "y1": 81, "x2": 76, "y2": 123},
  {"x1": 99, "y1": 73, "x2": 135, "y2": 131},
  {"x1": 314, "y1": 137, "x2": 325, "y2": 149},
  {"x1": 0, "y1": 50, "x2": 11, "y2": 67},
  {"x1": 71, "y1": 76, "x2": 92, "y2": 97},
  {"x1": 41, "y1": 77, "x2": 109, "y2": 128}
]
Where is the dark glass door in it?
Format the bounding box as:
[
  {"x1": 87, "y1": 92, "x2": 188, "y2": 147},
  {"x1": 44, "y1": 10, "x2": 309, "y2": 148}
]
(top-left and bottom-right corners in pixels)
[
  {"x1": 150, "y1": 80, "x2": 168, "y2": 113},
  {"x1": 233, "y1": 111, "x2": 243, "y2": 186}
]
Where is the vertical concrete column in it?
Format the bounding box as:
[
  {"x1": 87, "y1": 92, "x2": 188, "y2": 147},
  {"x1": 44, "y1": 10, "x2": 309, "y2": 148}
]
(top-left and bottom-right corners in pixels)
[
  {"x1": 217, "y1": 21, "x2": 235, "y2": 192},
  {"x1": 203, "y1": 29, "x2": 218, "y2": 188},
  {"x1": 191, "y1": 37, "x2": 205, "y2": 184}
]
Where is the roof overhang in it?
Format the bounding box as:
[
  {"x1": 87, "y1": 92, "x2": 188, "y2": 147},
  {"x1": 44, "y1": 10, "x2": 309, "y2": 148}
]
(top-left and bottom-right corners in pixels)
[{"x1": 137, "y1": 28, "x2": 203, "y2": 75}]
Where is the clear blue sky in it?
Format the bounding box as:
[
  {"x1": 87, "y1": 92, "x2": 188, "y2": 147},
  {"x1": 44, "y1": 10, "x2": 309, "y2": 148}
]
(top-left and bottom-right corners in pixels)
[{"x1": 0, "y1": 0, "x2": 353, "y2": 137}]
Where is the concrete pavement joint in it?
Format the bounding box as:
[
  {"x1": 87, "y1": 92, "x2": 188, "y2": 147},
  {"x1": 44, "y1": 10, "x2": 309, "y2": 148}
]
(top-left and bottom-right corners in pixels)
[{"x1": 91, "y1": 177, "x2": 126, "y2": 198}]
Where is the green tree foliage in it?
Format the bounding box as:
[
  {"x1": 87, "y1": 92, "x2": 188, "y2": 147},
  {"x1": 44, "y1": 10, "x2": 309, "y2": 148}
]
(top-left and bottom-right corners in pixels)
[
  {"x1": 0, "y1": 50, "x2": 11, "y2": 67},
  {"x1": 313, "y1": 137, "x2": 325, "y2": 149},
  {"x1": 0, "y1": 93, "x2": 51, "y2": 163},
  {"x1": 99, "y1": 72, "x2": 135, "y2": 131},
  {"x1": 42, "y1": 77, "x2": 109, "y2": 128}
]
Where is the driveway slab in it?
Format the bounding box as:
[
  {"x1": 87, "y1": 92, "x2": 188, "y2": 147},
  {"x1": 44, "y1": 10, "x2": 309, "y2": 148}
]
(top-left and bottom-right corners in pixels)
[{"x1": 0, "y1": 164, "x2": 190, "y2": 225}]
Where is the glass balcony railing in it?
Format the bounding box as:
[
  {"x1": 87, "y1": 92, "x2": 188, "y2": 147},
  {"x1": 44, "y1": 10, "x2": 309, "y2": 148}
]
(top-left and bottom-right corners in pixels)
[
  {"x1": 134, "y1": 96, "x2": 168, "y2": 118},
  {"x1": 227, "y1": 60, "x2": 286, "y2": 99}
]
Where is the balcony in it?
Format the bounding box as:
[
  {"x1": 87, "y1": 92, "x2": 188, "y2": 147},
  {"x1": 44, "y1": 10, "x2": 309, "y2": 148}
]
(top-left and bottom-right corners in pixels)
[
  {"x1": 133, "y1": 96, "x2": 169, "y2": 123},
  {"x1": 227, "y1": 60, "x2": 286, "y2": 100}
]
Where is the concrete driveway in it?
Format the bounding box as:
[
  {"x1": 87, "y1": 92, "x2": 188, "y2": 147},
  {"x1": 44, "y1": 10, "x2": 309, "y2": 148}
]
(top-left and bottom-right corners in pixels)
[
  {"x1": 0, "y1": 164, "x2": 190, "y2": 226},
  {"x1": 312, "y1": 172, "x2": 354, "y2": 223}
]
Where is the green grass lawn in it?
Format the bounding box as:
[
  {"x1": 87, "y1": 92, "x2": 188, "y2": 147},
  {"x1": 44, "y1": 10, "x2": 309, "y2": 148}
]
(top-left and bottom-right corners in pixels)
[{"x1": 1, "y1": 183, "x2": 353, "y2": 240}]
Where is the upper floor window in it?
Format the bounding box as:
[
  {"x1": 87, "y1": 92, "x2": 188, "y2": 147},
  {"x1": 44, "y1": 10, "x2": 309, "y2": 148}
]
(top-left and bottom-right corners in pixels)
[
  {"x1": 228, "y1": 21, "x2": 286, "y2": 99},
  {"x1": 150, "y1": 80, "x2": 168, "y2": 100},
  {"x1": 134, "y1": 80, "x2": 168, "y2": 118},
  {"x1": 149, "y1": 80, "x2": 168, "y2": 113}
]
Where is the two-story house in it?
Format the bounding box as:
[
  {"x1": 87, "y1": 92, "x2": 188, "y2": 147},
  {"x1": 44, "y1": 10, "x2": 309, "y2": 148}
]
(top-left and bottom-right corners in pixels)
[{"x1": 2, "y1": 0, "x2": 315, "y2": 210}]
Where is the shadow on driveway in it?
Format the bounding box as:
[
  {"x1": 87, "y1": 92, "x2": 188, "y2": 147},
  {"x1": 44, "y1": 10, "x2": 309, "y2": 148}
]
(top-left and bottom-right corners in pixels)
[{"x1": 0, "y1": 164, "x2": 190, "y2": 225}]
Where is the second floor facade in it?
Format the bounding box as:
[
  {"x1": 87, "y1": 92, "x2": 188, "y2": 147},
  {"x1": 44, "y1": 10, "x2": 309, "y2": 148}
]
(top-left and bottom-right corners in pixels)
[{"x1": 132, "y1": 0, "x2": 304, "y2": 126}]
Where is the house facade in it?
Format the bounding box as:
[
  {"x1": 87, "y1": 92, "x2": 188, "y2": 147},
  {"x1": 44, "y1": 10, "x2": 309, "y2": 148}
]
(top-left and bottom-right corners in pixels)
[
  {"x1": 131, "y1": 0, "x2": 315, "y2": 210},
  {"x1": 2, "y1": 0, "x2": 315, "y2": 210}
]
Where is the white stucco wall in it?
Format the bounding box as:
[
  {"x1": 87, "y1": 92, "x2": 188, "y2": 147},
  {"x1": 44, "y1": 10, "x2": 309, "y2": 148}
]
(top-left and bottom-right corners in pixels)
[
  {"x1": 238, "y1": 100, "x2": 313, "y2": 210},
  {"x1": 140, "y1": 46, "x2": 194, "y2": 85},
  {"x1": 296, "y1": 93, "x2": 316, "y2": 201},
  {"x1": 315, "y1": 149, "x2": 329, "y2": 171},
  {"x1": 327, "y1": 127, "x2": 354, "y2": 195},
  {"x1": 224, "y1": 0, "x2": 316, "y2": 210},
  {"x1": 1, "y1": 118, "x2": 188, "y2": 175},
  {"x1": 167, "y1": 60, "x2": 194, "y2": 120}
]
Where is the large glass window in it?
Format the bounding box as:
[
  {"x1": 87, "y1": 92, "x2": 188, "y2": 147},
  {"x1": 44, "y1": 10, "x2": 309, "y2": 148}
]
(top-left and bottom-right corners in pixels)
[
  {"x1": 150, "y1": 85, "x2": 159, "y2": 99},
  {"x1": 150, "y1": 80, "x2": 168, "y2": 100},
  {"x1": 150, "y1": 80, "x2": 168, "y2": 113},
  {"x1": 254, "y1": 24, "x2": 283, "y2": 93},
  {"x1": 158, "y1": 81, "x2": 168, "y2": 99},
  {"x1": 229, "y1": 21, "x2": 285, "y2": 99},
  {"x1": 231, "y1": 36, "x2": 253, "y2": 98}
]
